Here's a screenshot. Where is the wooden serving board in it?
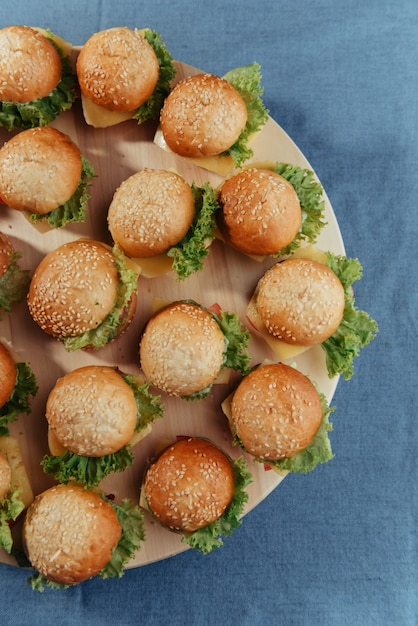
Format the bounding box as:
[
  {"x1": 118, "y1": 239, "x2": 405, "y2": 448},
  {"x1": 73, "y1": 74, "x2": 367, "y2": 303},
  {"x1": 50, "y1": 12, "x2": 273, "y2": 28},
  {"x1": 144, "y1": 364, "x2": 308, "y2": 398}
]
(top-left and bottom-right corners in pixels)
[{"x1": 0, "y1": 60, "x2": 344, "y2": 568}]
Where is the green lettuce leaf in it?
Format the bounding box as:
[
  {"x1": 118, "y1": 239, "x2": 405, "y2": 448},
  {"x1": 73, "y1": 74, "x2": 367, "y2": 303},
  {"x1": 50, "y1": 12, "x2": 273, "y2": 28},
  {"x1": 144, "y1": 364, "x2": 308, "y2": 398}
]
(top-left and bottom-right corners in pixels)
[
  {"x1": 272, "y1": 162, "x2": 327, "y2": 255},
  {"x1": 132, "y1": 29, "x2": 176, "y2": 124},
  {"x1": 123, "y1": 376, "x2": 164, "y2": 431},
  {"x1": 41, "y1": 447, "x2": 134, "y2": 488},
  {"x1": 99, "y1": 498, "x2": 145, "y2": 579},
  {"x1": 321, "y1": 252, "x2": 379, "y2": 380},
  {"x1": 0, "y1": 41, "x2": 77, "y2": 131},
  {"x1": 27, "y1": 497, "x2": 145, "y2": 590},
  {"x1": 29, "y1": 156, "x2": 95, "y2": 228},
  {"x1": 62, "y1": 245, "x2": 139, "y2": 351},
  {"x1": 167, "y1": 182, "x2": 219, "y2": 280},
  {"x1": 0, "y1": 362, "x2": 38, "y2": 436},
  {"x1": 0, "y1": 490, "x2": 25, "y2": 554},
  {"x1": 183, "y1": 456, "x2": 252, "y2": 554},
  {"x1": 0, "y1": 252, "x2": 31, "y2": 319},
  {"x1": 222, "y1": 62, "x2": 269, "y2": 167}
]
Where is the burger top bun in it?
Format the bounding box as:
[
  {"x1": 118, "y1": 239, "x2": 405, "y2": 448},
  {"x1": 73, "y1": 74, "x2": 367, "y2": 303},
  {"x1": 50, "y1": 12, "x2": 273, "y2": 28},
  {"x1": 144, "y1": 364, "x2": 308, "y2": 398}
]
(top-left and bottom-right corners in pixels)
[
  {"x1": 28, "y1": 240, "x2": 118, "y2": 338},
  {"x1": 108, "y1": 168, "x2": 195, "y2": 258},
  {"x1": 230, "y1": 363, "x2": 323, "y2": 460},
  {"x1": 76, "y1": 27, "x2": 159, "y2": 112},
  {"x1": 0, "y1": 450, "x2": 11, "y2": 500},
  {"x1": 46, "y1": 365, "x2": 138, "y2": 456},
  {"x1": 0, "y1": 342, "x2": 17, "y2": 408},
  {"x1": 23, "y1": 484, "x2": 121, "y2": 585},
  {"x1": 160, "y1": 73, "x2": 248, "y2": 158},
  {"x1": 139, "y1": 301, "x2": 226, "y2": 397},
  {"x1": 0, "y1": 232, "x2": 15, "y2": 277},
  {"x1": 0, "y1": 127, "x2": 82, "y2": 215},
  {"x1": 144, "y1": 437, "x2": 234, "y2": 532},
  {"x1": 0, "y1": 26, "x2": 62, "y2": 103},
  {"x1": 256, "y1": 257, "x2": 345, "y2": 346},
  {"x1": 218, "y1": 168, "x2": 302, "y2": 256}
]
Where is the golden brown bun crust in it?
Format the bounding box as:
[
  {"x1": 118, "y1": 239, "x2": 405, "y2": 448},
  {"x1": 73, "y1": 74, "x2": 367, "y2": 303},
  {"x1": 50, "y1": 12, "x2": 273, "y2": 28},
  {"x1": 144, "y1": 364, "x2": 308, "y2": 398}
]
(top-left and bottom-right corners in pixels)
[
  {"x1": 144, "y1": 437, "x2": 234, "y2": 532},
  {"x1": 0, "y1": 342, "x2": 17, "y2": 408},
  {"x1": 160, "y1": 73, "x2": 247, "y2": 158},
  {"x1": 0, "y1": 26, "x2": 61, "y2": 103},
  {"x1": 0, "y1": 232, "x2": 15, "y2": 278},
  {"x1": 139, "y1": 301, "x2": 225, "y2": 396},
  {"x1": 0, "y1": 127, "x2": 82, "y2": 214},
  {"x1": 231, "y1": 363, "x2": 323, "y2": 460},
  {"x1": 27, "y1": 240, "x2": 118, "y2": 338},
  {"x1": 77, "y1": 27, "x2": 159, "y2": 112},
  {"x1": 23, "y1": 484, "x2": 121, "y2": 585},
  {"x1": 0, "y1": 450, "x2": 11, "y2": 500},
  {"x1": 46, "y1": 365, "x2": 138, "y2": 456},
  {"x1": 108, "y1": 169, "x2": 195, "y2": 257},
  {"x1": 218, "y1": 168, "x2": 302, "y2": 256},
  {"x1": 256, "y1": 257, "x2": 345, "y2": 345}
]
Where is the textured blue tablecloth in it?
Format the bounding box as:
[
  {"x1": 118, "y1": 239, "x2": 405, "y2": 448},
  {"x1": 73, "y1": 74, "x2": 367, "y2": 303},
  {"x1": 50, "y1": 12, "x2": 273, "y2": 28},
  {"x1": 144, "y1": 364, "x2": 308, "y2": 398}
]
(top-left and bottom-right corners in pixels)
[{"x1": 0, "y1": 1, "x2": 416, "y2": 624}]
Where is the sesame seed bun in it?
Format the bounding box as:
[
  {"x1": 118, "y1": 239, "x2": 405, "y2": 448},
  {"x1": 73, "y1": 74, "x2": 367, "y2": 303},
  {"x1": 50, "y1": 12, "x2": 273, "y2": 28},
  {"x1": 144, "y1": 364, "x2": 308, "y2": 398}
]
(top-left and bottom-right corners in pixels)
[
  {"x1": 144, "y1": 437, "x2": 235, "y2": 532},
  {"x1": 76, "y1": 27, "x2": 159, "y2": 112},
  {"x1": 27, "y1": 240, "x2": 121, "y2": 340},
  {"x1": 108, "y1": 168, "x2": 195, "y2": 258},
  {"x1": 160, "y1": 73, "x2": 248, "y2": 158},
  {"x1": 0, "y1": 127, "x2": 82, "y2": 215},
  {"x1": 139, "y1": 301, "x2": 226, "y2": 397},
  {"x1": 23, "y1": 484, "x2": 121, "y2": 585},
  {"x1": 0, "y1": 232, "x2": 15, "y2": 278},
  {"x1": 0, "y1": 342, "x2": 17, "y2": 408},
  {"x1": 0, "y1": 450, "x2": 11, "y2": 501},
  {"x1": 230, "y1": 363, "x2": 323, "y2": 460},
  {"x1": 217, "y1": 168, "x2": 302, "y2": 256},
  {"x1": 46, "y1": 365, "x2": 138, "y2": 456},
  {"x1": 0, "y1": 26, "x2": 62, "y2": 103},
  {"x1": 256, "y1": 257, "x2": 345, "y2": 345}
]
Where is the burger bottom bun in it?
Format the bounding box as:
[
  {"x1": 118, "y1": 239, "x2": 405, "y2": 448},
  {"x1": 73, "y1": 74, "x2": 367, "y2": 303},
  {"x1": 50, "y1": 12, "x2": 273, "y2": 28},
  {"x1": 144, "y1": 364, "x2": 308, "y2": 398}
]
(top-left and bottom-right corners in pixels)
[
  {"x1": 160, "y1": 73, "x2": 248, "y2": 158},
  {"x1": 218, "y1": 168, "x2": 302, "y2": 256},
  {"x1": 0, "y1": 342, "x2": 17, "y2": 408},
  {"x1": 46, "y1": 365, "x2": 138, "y2": 456},
  {"x1": 0, "y1": 451, "x2": 11, "y2": 500},
  {"x1": 231, "y1": 363, "x2": 323, "y2": 460},
  {"x1": 256, "y1": 257, "x2": 345, "y2": 345},
  {"x1": 0, "y1": 127, "x2": 82, "y2": 215},
  {"x1": 139, "y1": 301, "x2": 225, "y2": 396},
  {"x1": 144, "y1": 438, "x2": 234, "y2": 532},
  {"x1": 23, "y1": 484, "x2": 121, "y2": 585},
  {"x1": 108, "y1": 169, "x2": 195, "y2": 258}
]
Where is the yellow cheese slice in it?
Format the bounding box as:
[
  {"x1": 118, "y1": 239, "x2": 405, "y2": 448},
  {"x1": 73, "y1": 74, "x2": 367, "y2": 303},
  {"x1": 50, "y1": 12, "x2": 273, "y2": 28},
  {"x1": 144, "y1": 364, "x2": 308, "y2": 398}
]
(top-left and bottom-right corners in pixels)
[
  {"x1": 0, "y1": 436, "x2": 34, "y2": 508},
  {"x1": 134, "y1": 253, "x2": 174, "y2": 279},
  {"x1": 80, "y1": 94, "x2": 136, "y2": 128}
]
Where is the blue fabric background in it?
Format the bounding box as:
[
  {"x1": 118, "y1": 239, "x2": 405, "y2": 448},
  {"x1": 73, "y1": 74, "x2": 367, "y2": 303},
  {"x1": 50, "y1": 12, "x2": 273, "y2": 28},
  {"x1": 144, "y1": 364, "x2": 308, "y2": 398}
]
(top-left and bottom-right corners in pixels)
[{"x1": 0, "y1": 1, "x2": 416, "y2": 624}]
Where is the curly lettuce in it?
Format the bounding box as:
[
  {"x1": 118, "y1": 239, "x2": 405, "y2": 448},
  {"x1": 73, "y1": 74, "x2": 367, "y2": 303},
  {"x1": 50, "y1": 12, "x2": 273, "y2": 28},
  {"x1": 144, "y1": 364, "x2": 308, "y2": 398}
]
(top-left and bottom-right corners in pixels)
[
  {"x1": 167, "y1": 182, "x2": 220, "y2": 280},
  {"x1": 0, "y1": 490, "x2": 25, "y2": 554},
  {"x1": 0, "y1": 362, "x2": 38, "y2": 436},
  {"x1": 132, "y1": 29, "x2": 176, "y2": 124},
  {"x1": 0, "y1": 252, "x2": 31, "y2": 319},
  {"x1": 29, "y1": 156, "x2": 95, "y2": 228},
  {"x1": 222, "y1": 62, "x2": 269, "y2": 167}
]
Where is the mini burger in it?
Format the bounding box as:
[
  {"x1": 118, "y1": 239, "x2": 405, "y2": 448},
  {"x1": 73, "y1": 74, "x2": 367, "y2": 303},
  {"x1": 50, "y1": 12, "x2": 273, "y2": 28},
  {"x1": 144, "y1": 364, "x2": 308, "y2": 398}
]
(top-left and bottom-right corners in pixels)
[
  {"x1": 0, "y1": 232, "x2": 31, "y2": 318},
  {"x1": 0, "y1": 435, "x2": 34, "y2": 555},
  {"x1": 27, "y1": 239, "x2": 140, "y2": 351},
  {"x1": 107, "y1": 168, "x2": 220, "y2": 280},
  {"x1": 141, "y1": 437, "x2": 252, "y2": 553},
  {"x1": 223, "y1": 362, "x2": 334, "y2": 474},
  {"x1": 216, "y1": 162, "x2": 326, "y2": 258},
  {"x1": 0, "y1": 26, "x2": 76, "y2": 130},
  {"x1": 247, "y1": 251, "x2": 379, "y2": 379},
  {"x1": 76, "y1": 27, "x2": 176, "y2": 128},
  {"x1": 0, "y1": 340, "x2": 38, "y2": 437},
  {"x1": 156, "y1": 62, "x2": 269, "y2": 174},
  {"x1": 23, "y1": 483, "x2": 145, "y2": 590},
  {"x1": 41, "y1": 365, "x2": 163, "y2": 487},
  {"x1": 139, "y1": 300, "x2": 251, "y2": 400},
  {"x1": 0, "y1": 127, "x2": 95, "y2": 229}
]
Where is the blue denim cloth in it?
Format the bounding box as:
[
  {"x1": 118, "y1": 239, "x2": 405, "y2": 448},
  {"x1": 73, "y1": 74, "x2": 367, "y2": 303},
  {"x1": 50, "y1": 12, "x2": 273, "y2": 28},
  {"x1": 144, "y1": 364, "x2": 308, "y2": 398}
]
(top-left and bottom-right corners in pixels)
[{"x1": 0, "y1": 1, "x2": 416, "y2": 624}]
